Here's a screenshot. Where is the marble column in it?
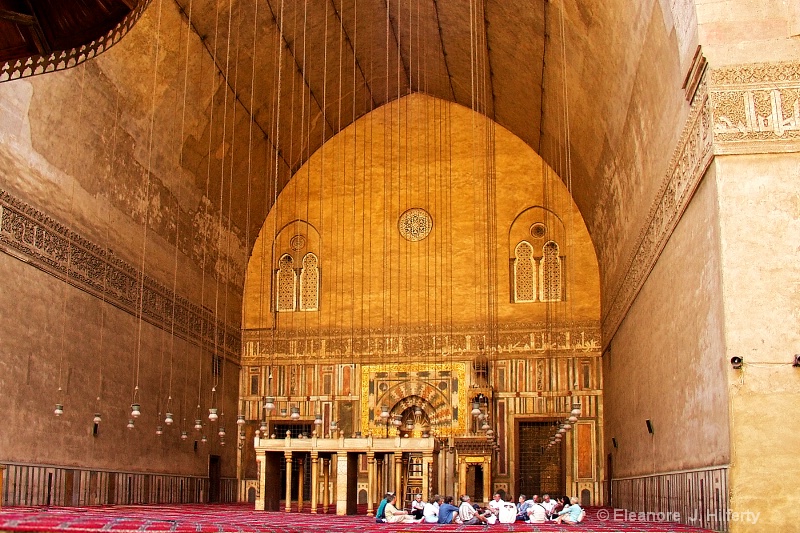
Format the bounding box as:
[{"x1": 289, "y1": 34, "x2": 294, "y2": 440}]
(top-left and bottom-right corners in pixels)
[
  {"x1": 458, "y1": 457, "x2": 467, "y2": 497},
  {"x1": 482, "y1": 457, "x2": 491, "y2": 503},
  {"x1": 367, "y1": 451, "x2": 376, "y2": 515},
  {"x1": 322, "y1": 458, "x2": 330, "y2": 513},
  {"x1": 284, "y1": 452, "x2": 293, "y2": 512},
  {"x1": 297, "y1": 457, "x2": 305, "y2": 511},
  {"x1": 310, "y1": 452, "x2": 319, "y2": 513},
  {"x1": 394, "y1": 453, "x2": 403, "y2": 501}
]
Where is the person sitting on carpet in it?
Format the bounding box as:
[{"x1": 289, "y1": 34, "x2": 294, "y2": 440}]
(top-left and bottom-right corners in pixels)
[
  {"x1": 411, "y1": 493, "x2": 425, "y2": 519},
  {"x1": 422, "y1": 495, "x2": 442, "y2": 523},
  {"x1": 550, "y1": 495, "x2": 568, "y2": 518},
  {"x1": 375, "y1": 491, "x2": 394, "y2": 522},
  {"x1": 541, "y1": 494, "x2": 557, "y2": 519},
  {"x1": 488, "y1": 492, "x2": 504, "y2": 517},
  {"x1": 554, "y1": 496, "x2": 586, "y2": 525},
  {"x1": 384, "y1": 494, "x2": 420, "y2": 523},
  {"x1": 527, "y1": 495, "x2": 548, "y2": 524},
  {"x1": 437, "y1": 496, "x2": 459, "y2": 524},
  {"x1": 516, "y1": 494, "x2": 534, "y2": 521},
  {"x1": 457, "y1": 495, "x2": 489, "y2": 525}
]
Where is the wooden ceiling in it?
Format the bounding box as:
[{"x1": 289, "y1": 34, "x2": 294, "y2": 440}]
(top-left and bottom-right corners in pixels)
[{"x1": 0, "y1": 0, "x2": 137, "y2": 62}]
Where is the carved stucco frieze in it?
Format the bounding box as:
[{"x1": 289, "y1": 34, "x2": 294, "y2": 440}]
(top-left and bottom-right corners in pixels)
[
  {"x1": 0, "y1": 189, "x2": 240, "y2": 359},
  {"x1": 710, "y1": 61, "x2": 800, "y2": 153},
  {"x1": 602, "y1": 60, "x2": 800, "y2": 344},
  {"x1": 602, "y1": 78, "x2": 714, "y2": 342},
  {"x1": 241, "y1": 321, "x2": 601, "y2": 363}
]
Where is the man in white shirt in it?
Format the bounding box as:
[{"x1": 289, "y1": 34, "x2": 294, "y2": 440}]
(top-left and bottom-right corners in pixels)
[
  {"x1": 422, "y1": 494, "x2": 442, "y2": 523},
  {"x1": 540, "y1": 493, "x2": 557, "y2": 519},
  {"x1": 527, "y1": 495, "x2": 548, "y2": 524},
  {"x1": 411, "y1": 493, "x2": 425, "y2": 519},
  {"x1": 488, "y1": 492, "x2": 504, "y2": 516},
  {"x1": 458, "y1": 495, "x2": 488, "y2": 525},
  {"x1": 385, "y1": 494, "x2": 418, "y2": 523}
]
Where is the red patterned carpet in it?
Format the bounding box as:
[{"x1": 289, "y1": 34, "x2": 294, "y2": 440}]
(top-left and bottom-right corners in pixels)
[{"x1": 0, "y1": 504, "x2": 719, "y2": 533}]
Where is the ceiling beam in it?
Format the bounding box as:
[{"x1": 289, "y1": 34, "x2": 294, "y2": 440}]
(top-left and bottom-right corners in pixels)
[
  {"x1": 22, "y1": 1, "x2": 52, "y2": 56},
  {"x1": 0, "y1": 9, "x2": 36, "y2": 25}
]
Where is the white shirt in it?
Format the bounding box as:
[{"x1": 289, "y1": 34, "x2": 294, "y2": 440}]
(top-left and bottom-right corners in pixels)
[
  {"x1": 528, "y1": 503, "x2": 547, "y2": 523},
  {"x1": 422, "y1": 501, "x2": 439, "y2": 523},
  {"x1": 541, "y1": 499, "x2": 557, "y2": 514},
  {"x1": 412, "y1": 498, "x2": 425, "y2": 512},
  {"x1": 489, "y1": 498, "x2": 504, "y2": 514}
]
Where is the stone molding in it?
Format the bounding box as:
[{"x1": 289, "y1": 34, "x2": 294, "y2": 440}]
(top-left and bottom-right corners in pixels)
[
  {"x1": 0, "y1": 1, "x2": 152, "y2": 83},
  {"x1": 602, "y1": 60, "x2": 799, "y2": 345},
  {"x1": 0, "y1": 189, "x2": 240, "y2": 359}
]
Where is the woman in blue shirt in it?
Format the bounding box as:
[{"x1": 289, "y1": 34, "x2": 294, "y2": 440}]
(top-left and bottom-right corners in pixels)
[{"x1": 554, "y1": 496, "x2": 585, "y2": 524}]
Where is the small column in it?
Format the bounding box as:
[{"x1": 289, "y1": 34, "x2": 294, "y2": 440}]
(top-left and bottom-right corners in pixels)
[
  {"x1": 482, "y1": 456, "x2": 491, "y2": 504},
  {"x1": 367, "y1": 451, "x2": 376, "y2": 515},
  {"x1": 322, "y1": 458, "x2": 330, "y2": 513},
  {"x1": 310, "y1": 452, "x2": 319, "y2": 513},
  {"x1": 375, "y1": 457, "x2": 383, "y2": 501},
  {"x1": 284, "y1": 451, "x2": 293, "y2": 512},
  {"x1": 331, "y1": 454, "x2": 338, "y2": 512},
  {"x1": 297, "y1": 457, "x2": 305, "y2": 512},
  {"x1": 255, "y1": 453, "x2": 266, "y2": 511},
  {"x1": 422, "y1": 452, "x2": 433, "y2": 500},
  {"x1": 458, "y1": 456, "x2": 467, "y2": 497},
  {"x1": 394, "y1": 453, "x2": 403, "y2": 500}
]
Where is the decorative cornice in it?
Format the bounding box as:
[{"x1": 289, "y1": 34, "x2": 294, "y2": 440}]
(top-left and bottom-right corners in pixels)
[
  {"x1": 602, "y1": 77, "x2": 714, "y2": 342},
  {"x1": 0, "y1": 1, "x2": 152, "y2": 83},
  {"x1": 0, "y1": 189, "x2": 240, "y2": 359}
]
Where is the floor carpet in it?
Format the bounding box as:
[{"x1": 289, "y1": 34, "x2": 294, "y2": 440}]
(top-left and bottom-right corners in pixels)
[{"x1": 0, "y1": 504, "x2": 719, "y2": 533}]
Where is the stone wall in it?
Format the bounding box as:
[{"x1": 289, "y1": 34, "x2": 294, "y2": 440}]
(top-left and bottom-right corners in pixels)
[{"x1": 0, "y1": 0, "x2": 247, "y2": 483}]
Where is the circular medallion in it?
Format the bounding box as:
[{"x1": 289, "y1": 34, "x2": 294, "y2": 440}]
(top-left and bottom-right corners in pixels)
[
  {"x1": 398, "y1": 208, "x2": 433, "y2": 242},
  {"x1": 530, "y1": 223, "x2": 547, "y2": 239},
  {"x1": 290, "y1": 234, "x2": 306, "y2": 251}
]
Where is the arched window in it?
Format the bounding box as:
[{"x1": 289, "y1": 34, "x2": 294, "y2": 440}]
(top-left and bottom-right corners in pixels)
[
  {"x1": 539, "y1": 241, "x2": 562, "y2": 302},
  {"x1": 276, "y1": 254, "x2": 296, "y2": 311},
  {"x1": 299, "y1": 253, "x2": 319, "y2": 311},
  {"x1": 513, "y1": 241, "x2": 536, "y2": 303}
]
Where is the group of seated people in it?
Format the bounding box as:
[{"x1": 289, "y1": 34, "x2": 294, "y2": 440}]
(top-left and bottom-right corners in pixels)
[
  {"x1": 375, "y1": 491, "x2": 585, "y2": 525},
  {"x1": 514, "y1": 493, "x2": 586, "y2": 524}
]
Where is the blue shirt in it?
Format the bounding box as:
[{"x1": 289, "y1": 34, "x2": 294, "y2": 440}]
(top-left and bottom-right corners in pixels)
[
  {"x1": 376, "y1": 499, "x2": 388, "y2": 519},
  {"x1": 559, "y1": 504, "x2": 583, "y2": 522},
  {"x1": 437, "y1": 503, "x2": 459, "y2": 524}
]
